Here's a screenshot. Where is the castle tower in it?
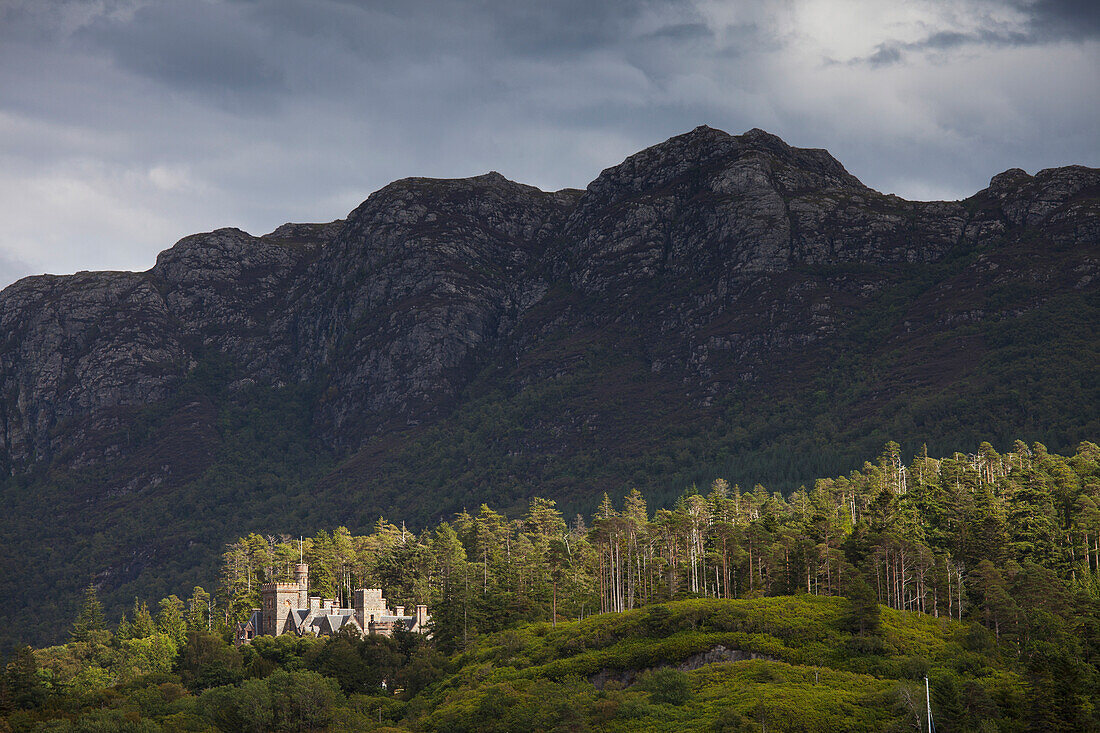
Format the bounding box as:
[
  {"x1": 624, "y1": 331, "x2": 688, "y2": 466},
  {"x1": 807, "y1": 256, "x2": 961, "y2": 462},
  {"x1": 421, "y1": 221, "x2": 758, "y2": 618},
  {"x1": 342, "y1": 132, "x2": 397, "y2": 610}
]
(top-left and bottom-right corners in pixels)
[
  {"x1": 261, "y1": 582, "x2": 301, "y2": 636},
  {"x1": 294, "y1": 563, "x2": 309, "y2": 608},
  {"x1": 353, "y1": 588, "x2": 387, "y2": 629}
]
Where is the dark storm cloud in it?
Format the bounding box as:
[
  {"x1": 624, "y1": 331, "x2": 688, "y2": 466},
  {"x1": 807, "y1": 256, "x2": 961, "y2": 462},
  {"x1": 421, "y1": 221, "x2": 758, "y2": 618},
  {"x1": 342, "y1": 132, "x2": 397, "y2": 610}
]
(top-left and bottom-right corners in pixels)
[
  {"x1": 76, "y1": 2, "x2": 287, "y2": 103},
  {"x1": 858, "y1": 29, "x2": 1026, "y2": 67},
  {"x1": 0, "y1": 0, "x2": 1096, "y2": 286},
  {"x1": 864, "y1": 45, "x2": 904, "y2": 67},
  {"x1": 854, "y1": 0, "x2": 1100, "y2": 67},
  {"x1": 639, "y1": 22, "x2": 713, "y2": 42},
  {"x1": 1027, "y1": 0, "x2": 1100, "y2": 41},
  {"x1": 481, "y1": 0, "x2": 690, "y2": 56},
  {"x1": 65, "y1": 0, "x2": 697, "y2": 111},
  {"x1": 235, "y1": 0, "x2": 671, "y2": 62}
]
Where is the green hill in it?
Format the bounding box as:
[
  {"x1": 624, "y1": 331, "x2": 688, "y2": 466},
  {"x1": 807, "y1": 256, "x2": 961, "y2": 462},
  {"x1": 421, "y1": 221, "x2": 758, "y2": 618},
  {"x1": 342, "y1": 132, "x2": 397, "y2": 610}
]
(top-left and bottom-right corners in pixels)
[
  {"x1": 416, "y1": 596, "x2": 1023, "y2": 732},
  {"x1": 2, "y1": 595, "x2": 1044, "y2": 732}
]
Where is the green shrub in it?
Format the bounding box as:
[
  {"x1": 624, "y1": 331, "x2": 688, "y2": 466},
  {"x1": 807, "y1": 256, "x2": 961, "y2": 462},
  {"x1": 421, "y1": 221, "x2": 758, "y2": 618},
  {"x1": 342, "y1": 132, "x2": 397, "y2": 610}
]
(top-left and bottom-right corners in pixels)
[
  {"x1": 638, "y1": 667, "x2": 692, "y2": 705},
  {"x1": 845, "y1": 635, "x2": 885, "y2": 656}
]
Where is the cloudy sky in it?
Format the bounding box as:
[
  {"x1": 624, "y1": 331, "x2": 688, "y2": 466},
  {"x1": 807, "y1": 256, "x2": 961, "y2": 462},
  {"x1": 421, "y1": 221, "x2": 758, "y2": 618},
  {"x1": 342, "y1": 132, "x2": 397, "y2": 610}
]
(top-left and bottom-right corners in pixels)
[{"x1": 0, "y1": 0, "x2": 1097, "y2": 287}]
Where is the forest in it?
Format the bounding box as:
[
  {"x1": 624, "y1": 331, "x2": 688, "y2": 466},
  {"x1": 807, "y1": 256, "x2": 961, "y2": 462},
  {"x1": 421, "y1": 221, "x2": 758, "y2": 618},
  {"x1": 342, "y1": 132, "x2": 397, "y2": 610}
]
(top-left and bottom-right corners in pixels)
[{"x1": 3, "y1": 440, "x2": 1099, "y2": 731}]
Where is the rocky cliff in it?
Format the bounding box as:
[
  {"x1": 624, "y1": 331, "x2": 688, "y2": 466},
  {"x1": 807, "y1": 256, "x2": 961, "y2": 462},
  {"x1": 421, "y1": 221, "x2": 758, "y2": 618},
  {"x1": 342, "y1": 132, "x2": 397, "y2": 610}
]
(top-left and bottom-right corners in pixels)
[
  {"x1": 0, "y1": 126, "x2": 1096, "y2": 649},
  {"x1": 5, "y1": 126, "x2": 1095, "y2": 475}
]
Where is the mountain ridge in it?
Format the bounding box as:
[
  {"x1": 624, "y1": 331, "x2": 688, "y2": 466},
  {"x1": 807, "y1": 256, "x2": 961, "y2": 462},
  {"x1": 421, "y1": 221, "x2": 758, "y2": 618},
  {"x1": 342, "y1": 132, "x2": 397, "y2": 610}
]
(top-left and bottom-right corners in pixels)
[
  {"x1": 1, "y1": 124, "x2": 1095, "y2": 472},
  {"x1": 0, "y1": 126, "x2": 1096, "y2": 649}
]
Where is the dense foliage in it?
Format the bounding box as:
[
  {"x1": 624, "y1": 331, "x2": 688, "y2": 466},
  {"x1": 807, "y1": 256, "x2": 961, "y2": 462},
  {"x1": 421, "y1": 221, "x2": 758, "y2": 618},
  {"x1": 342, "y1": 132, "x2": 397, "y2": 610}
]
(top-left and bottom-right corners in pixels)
[
  {"x1": 0, "y1": 591, "x2": 1065, "y2": 732},
  {"x1": 3, "y1": 441, "x2": 1099, "y2": 731},
  {"x1": 218, "y1": 441, "x2": 1100, "y2": 645}
]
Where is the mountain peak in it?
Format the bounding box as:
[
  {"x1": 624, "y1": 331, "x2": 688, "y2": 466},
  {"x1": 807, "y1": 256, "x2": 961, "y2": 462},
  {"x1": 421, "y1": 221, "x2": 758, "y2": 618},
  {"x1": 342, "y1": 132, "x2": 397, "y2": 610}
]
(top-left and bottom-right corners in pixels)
[
  {"x1": 740, "y1": 126, "x2": 785, "y2": 145},
  {"x1": 681, "y1": 123, "x2": 733, "y2": 140},
  {"x1": 989, "y1": 167, "x2": 1031, "y2": 191},
  {"x1": 579, "y1": 125, "x2": 861, "y2": 213},
  {"x1": 474, "y1": 170, "x2": 509, "y2": 183}
]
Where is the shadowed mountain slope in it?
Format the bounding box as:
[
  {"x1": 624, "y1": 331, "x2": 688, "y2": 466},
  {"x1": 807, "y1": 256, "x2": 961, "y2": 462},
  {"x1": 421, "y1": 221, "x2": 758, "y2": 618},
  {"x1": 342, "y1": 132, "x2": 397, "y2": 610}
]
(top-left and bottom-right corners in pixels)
[{"x1": 0, "y1": 126, "x2": 1096, "y2": 650}]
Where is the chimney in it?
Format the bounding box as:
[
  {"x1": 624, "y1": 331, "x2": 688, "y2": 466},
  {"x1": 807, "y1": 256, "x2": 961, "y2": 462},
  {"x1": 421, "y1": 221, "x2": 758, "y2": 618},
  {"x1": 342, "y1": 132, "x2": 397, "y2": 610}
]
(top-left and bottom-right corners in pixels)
[
  {"x1": 415, "y1": 604, "x2": 428, "y2": 631},
  {"x1": 353, "y1": 589, "x2": 365, "y2": 628},
  {"x1": 395, "y1": 606, "x2": 405, "y2": 617}
]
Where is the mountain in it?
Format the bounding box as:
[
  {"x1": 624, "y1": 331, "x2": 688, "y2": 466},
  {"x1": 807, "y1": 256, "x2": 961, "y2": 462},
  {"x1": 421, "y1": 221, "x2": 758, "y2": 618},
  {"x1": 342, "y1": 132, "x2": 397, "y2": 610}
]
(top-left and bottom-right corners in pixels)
[{"x1": 1, "y1": 126, "x2": 1097, "y2": 651}]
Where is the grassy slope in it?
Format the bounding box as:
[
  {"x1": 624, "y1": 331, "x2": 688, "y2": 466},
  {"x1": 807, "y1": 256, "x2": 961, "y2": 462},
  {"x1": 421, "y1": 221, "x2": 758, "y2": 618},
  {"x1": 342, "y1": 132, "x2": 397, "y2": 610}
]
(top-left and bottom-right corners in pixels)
[{"x1": 411, "y1": 596, "x2": 1022, "y2": 732}]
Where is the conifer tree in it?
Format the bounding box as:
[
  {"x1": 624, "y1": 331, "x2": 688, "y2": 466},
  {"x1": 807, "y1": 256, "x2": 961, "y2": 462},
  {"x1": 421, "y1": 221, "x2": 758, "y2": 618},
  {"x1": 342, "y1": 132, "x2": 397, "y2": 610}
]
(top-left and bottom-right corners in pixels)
[
  {"x1": 187, "y1": 586, "x2": 211, "y2": 631},
  {"x1": 845, "y1": 570, "x2": 880, "y2": 637},
  {"x1": 119, "y1": 599, "x2": 156, "y2": 639},
  {"x1": 156, "y1": 595, "x2": 188, "y2": 646},
  {"x1": 70, "y1": 583, "x2": 106, "y2": 642},
  {"x1": 961, "y1": 487, "x2": 1007, "y2": 568},
  {"x1": 524, "y1": 497, "x2": 566, "y2": 541},
  {"x1": 970, "y1": 560, "x2": 1017, "y2": 638},
  {"x1": 4, "y1": 646, "x2": 47, "y2": 710},
  {"x1": 1007, "y1": 469, "x2": 1060, "y2": 566},
  {"x1": 428, "y1": 523, "x2": 470, "y2": 653}
]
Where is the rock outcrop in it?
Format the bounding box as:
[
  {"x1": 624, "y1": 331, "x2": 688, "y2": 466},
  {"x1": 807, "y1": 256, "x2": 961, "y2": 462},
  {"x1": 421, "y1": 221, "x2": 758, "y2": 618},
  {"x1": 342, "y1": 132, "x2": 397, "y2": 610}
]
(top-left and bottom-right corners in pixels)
[{"x1": 589, "y1": 645, "x2": 778, "y2": 689}]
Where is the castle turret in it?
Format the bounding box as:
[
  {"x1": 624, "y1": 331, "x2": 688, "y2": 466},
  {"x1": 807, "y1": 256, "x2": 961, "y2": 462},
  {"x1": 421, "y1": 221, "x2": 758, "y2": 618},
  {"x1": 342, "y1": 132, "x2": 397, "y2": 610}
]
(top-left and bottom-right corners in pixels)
[{"x1": 294, "y1": 563, "x2": 309, "y2": 608}]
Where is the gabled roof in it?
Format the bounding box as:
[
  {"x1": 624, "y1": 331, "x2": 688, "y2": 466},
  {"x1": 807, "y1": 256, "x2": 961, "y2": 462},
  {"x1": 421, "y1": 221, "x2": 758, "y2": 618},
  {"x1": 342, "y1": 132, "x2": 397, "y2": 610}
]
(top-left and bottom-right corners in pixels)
[
  {"x1": 237, "y1": 610, "x2": 263, "y2": 631},
  {"x1": 285, "y1": 608, "x2": 311, "y2": 633},
  {"x1": 312, "y1": 613, "x2": 360, "y2": 635}
]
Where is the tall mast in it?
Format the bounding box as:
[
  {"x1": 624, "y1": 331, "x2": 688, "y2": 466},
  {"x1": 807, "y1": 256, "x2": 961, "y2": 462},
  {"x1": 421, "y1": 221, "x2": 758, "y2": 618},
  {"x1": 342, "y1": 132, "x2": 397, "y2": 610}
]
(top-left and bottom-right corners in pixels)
[{"x1": 925, "y1": 676, "x2": 933, "y2": 732}]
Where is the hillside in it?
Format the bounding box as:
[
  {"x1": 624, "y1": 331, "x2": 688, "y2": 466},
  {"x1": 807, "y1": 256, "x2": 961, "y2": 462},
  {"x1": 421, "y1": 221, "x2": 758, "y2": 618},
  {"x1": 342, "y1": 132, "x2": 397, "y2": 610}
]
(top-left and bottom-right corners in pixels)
[
  {"x1": 1, "y1": 596, "x2": 1043, "y2": 731},
  {"x1": 0, "y1": 126, "x2": 1097, "y2": 651},
  {"x1": 4, "y1": 441, "x2": 1099, "y2": 730},
  {"x1": 416, "y1": 596, "x2": 1022, "y2": 732}
]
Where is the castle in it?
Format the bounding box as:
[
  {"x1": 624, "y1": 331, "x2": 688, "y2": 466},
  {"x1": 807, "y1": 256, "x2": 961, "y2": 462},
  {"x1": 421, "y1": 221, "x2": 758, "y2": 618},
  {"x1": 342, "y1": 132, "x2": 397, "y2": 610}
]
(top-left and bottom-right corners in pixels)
[{"x1": 233, "y1": 563, "x2": 429, "y2": 645}]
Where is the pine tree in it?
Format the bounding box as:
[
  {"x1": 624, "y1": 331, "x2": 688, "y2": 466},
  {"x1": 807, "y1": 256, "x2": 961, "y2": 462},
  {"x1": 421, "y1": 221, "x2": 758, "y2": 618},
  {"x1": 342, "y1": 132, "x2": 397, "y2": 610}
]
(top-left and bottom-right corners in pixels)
[
  {"x1": 306, "y1": 530, "x2": 338, "y2": 599},
  {"x1": 428, "y1": 523, "x2": 470, "y2": 653},
  {"x1": 970, "y1": 560, "x2": 1017, "y2": 638},
  {"x1": 961, "y1": 487, "x2": 1007, "y2": 568},
  {"x1": 70, "y1": 583, "x2": 106, "y2": 642},
  {"x1": 156, "y1": 595, "x2": 188, "y2": 646},
  {"x1": 1007, "y1": 468, "x2": 1060, "y2": 566},
  {"x1": 4, "y1": 646, "x2": 47, "y2": 710},
  {"x1": 119, "y1": 598, "x2": 156, "y2": 639},
  {"x1": 845, "y1": 570, "x2": 880, "y2": 637},
  {"x1": 187, "y1": 586, "x2": 211, "y2": 631},
  {"x1": 524, "y1": 497, "x2": 566, "y2": 540}
]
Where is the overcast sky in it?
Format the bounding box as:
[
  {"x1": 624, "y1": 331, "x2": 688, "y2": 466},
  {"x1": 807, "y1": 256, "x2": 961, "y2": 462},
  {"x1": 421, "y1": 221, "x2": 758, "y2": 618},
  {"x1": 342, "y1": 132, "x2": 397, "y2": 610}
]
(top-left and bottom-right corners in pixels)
[{"x1": 0, "y1": 0, "x2": 1096, "y2": 287}]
